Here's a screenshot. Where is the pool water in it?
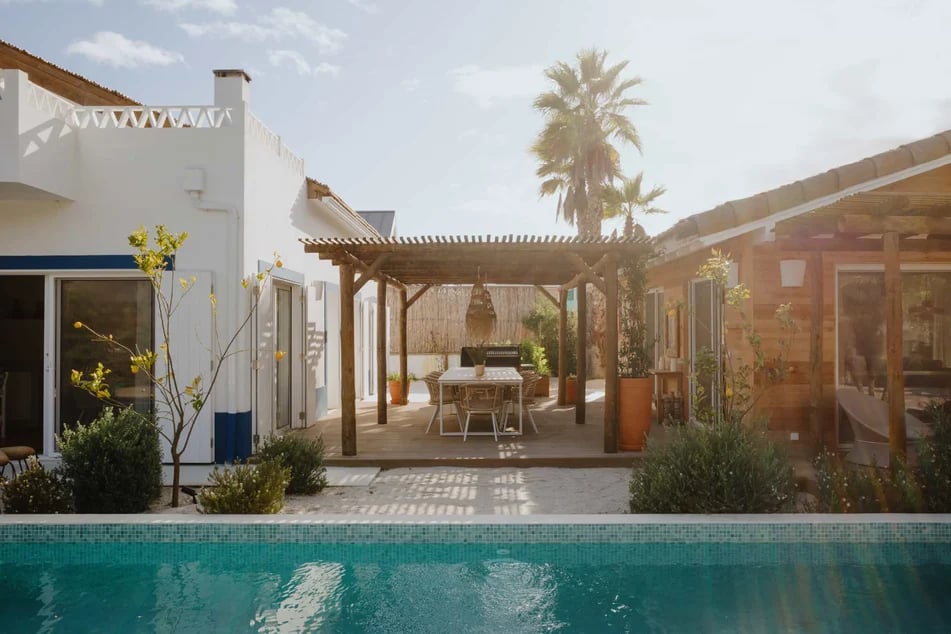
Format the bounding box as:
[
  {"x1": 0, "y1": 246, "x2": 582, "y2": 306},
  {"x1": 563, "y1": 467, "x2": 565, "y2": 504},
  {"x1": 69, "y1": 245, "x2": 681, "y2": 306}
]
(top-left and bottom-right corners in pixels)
[{"x1": 3, "y1": 542, "x2": 951, "y2": 633}]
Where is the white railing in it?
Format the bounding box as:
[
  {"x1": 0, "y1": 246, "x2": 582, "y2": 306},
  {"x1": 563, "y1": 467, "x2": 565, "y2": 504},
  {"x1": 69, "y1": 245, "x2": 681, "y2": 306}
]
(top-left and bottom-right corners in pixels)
[
  {"x1": 247, "y1": 112, "x2": 304, "y2": 175},
  {"x1": 27, "y1": 82, "x2": 76, "y2": 121},
  {"x1": 69, "y1": 106, "x2": 233, "y2": 129}
]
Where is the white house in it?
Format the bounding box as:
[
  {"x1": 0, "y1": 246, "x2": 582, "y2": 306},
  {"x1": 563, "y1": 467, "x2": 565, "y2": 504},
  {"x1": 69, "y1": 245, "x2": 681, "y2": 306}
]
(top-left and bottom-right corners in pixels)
[{"x1": 0, "y1": 42, "x2": 384, "y2": 464}]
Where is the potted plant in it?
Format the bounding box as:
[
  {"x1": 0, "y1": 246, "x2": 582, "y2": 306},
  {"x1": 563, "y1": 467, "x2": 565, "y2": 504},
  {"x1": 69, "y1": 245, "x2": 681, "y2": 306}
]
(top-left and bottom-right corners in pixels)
[
  {"x1": 617, "y1": 253, "x2": 654, "y2": 451},
  {"x1": 564, "y1": 373, "x2": 578, "y2": 405},
  {"x1": 386, "y1": 372, "x2": 416, "y2": 405},
  {"x1": 520, "y1": 339, "x2": 551, "y2": 397},
  {"x1": 469, "y1": 345, "x2": 487, "y2": 376}
]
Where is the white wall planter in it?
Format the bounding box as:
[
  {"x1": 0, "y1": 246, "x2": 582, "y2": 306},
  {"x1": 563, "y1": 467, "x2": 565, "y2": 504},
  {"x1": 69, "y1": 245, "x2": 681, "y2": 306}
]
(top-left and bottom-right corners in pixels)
[{"x1": 780, "y1": 259, "x2": 807, "y2": 287}]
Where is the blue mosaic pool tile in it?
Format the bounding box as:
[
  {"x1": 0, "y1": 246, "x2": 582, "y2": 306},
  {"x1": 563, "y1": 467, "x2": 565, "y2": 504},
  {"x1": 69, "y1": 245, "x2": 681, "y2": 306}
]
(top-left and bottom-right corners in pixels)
[{"x1": 2, "y1": 519, "x2": 951, "y2": 549}]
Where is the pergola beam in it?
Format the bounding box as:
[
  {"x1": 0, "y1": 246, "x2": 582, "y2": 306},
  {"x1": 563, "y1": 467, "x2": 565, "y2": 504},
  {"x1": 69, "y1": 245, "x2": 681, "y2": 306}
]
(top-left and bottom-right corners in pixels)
[
  {"x1": 837, "y1": 213, "x2": 951, "y2": 235},
  {"x1": 339, "y1": 262, "x2": 357, "y2": 455},
  {"x1": 535, "y1": 285, "x2": 560, "y2": 309},
  {"x1": 884, "y1": 231, "x2": 907, "y2": 464},
  {"x1": 376, "y1": 278, "x2": 388, "y2": 425},
  {"x1": 399, "y1": 287, "x2": 409, "y2": 405},
  {"x1": 575, "y1": 281, "x2": 587, "y2": 425},
  {"x1": 354, "y1": 254, "x2": 390, "y2": 293},
  {"x1": 562, "y1": 254, "x2": 607, "y2": 293},
  {"x1": 558, "y1": 288, "x2": 567, "y2": 406},
  {"x1": 776, "y1": 237, "x2": 951, "y2": 252},
  {"x1": 406, "y1": 284, "x2": 433, "y2": 308},
  {"x1": 603, "y1": 253, "x2": 619, "y2": 453}
]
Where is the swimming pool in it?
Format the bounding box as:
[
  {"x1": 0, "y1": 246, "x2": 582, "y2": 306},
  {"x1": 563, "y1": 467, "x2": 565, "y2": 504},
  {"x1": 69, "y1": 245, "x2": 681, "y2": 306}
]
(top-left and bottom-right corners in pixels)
[{"x1": 2, "y1": 515, "x2": 950, "y2": 632}]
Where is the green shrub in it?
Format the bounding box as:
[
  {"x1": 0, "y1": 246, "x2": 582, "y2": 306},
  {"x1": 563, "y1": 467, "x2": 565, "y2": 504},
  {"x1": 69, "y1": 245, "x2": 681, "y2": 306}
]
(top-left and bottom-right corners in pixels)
[
  {"x1": 629, "y1": 420, "x2": 796, "y2": 513},
  {"x1": 1, "y1": 458, "x2": 73, "y2": 514},
  {"x1": 813, "y1": 449, "x2": 924, "y2": 513},
  {"x1": 918, "y1": 401, "x2": 951, "y2": 512},
  {"x1": 522, "y1": 299, "x2": 576, "y2": 376},
  {"x1": 520, "y1": 339, "x2": 551, "y2": 375},
  {"x1": 58, "y1": 407, "x2": 163, "y2": 513},
  {"x1": 198, "y1": 460, "x2": 290, "y2": 514},
  {"x1": 258, "y1": 435, "x2": 328, "y2": 495}
]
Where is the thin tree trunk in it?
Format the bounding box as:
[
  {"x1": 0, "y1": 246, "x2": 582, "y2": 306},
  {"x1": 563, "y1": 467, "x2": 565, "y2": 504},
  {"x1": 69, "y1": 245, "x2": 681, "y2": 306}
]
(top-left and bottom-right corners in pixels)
[{"x1": 171, "y1": 453, "x2": 181, "y2": 507}]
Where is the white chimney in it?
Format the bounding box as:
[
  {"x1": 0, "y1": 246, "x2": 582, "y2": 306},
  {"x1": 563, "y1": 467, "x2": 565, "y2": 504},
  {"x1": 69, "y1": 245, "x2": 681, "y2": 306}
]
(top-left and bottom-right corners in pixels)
[{"x1": 212, "y1": 69, "x2": 251, "y2": 107}]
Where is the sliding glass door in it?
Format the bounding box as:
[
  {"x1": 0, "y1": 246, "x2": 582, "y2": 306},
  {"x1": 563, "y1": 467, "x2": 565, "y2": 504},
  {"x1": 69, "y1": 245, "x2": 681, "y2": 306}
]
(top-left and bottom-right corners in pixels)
[{"x1": 58, "y1": 279, "x2": 153, "y2": 433}]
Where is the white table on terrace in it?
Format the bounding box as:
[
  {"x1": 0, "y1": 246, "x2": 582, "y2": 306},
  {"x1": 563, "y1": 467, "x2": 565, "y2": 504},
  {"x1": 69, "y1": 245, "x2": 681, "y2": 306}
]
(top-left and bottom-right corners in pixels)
[{"x1": 438, "y1": 367, "x2": 523, "y2": 437}]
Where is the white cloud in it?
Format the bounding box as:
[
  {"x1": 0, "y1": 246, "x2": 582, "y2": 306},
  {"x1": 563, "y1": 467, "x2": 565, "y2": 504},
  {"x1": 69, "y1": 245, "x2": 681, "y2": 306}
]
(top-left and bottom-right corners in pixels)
[
  {"x1": 65, "y1": 31, "x2": 184, "y2": 68},
  {"x1": 143, "y1": 0, "x2": 237, "y2": 14},
  {"x1": 180, "y1": 7, "x2": 347, "y2": 54},
  {"x1": 401, "y1": 77, "x2": 420, "y2": 91},
  {"x1": 449, "y1": 64, "x2": 546, "y2": 109},
  {"x1": 346, "y1": 0, "x2": 378, "y2": 14},
  {"x1": 268, "y1": 49, "x2": 339, "y2": 76}
]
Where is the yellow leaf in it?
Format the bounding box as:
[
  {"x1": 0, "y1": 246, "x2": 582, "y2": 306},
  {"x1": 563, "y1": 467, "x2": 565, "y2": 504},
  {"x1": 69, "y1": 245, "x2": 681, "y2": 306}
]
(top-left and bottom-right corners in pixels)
[
  {"x1": 275, "y1": 350, "x2": 286, "y2": 361},
  {"x1": 241, "y1": 278, "x2": 250, "y2": 289},
  {"x1": 275, "y1": 259, "x2": 283, "y2": 268},
  {"x1": 130, "y1": 365, "x2": 139, "y2": 374},
  {"x1": 73, "y1": 321, "x2": 83, "y2": 329}
]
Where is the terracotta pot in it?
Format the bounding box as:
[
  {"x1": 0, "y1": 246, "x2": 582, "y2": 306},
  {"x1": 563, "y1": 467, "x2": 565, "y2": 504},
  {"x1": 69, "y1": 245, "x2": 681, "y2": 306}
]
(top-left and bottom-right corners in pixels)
[
  {"x1": 618, "y1": 377, "x2": 652, "y2": 451},
  {"x1": 564, "y1": 377, "x2": 577, "y2": 405},
  {"x1": 534, "y1": 375, "x2": 550, "y2": 397},
  {"x1": 388, "y1": 380, "x2": 402, "y2": 405}
]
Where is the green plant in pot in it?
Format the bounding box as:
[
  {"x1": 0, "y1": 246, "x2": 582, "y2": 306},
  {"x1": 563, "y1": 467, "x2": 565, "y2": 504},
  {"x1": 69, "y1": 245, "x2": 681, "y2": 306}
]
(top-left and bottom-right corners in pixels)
[
  {"x1": 386, "y1": 372, "x2": 416, "y2": 405},
  {"x1": 617, "y1": 251, "x2": 654, "y2": 451},
  {"x1": 521, "y1": 339, "x2": 551, "y2": 396},
  {"x1": 469, "y1": 344, "x2": 487, "y2": 376}
]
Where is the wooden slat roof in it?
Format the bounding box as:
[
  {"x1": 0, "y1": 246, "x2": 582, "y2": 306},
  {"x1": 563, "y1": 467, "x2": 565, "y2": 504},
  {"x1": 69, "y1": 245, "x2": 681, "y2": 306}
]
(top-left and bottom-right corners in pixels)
[
  {"x1": 775, "y1": 191, "x2": 951, "y2": 238},
  {"x1": 301, "y1": 235, "x2": 652, "y2": 286},
  {"x1": 655, "y1": 128, "x2": 951, "y2": 246}
]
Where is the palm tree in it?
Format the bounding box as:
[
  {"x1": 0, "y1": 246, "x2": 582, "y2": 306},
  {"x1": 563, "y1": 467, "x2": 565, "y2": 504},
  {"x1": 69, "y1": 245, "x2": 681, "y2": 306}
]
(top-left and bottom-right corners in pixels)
[
  {"x1": 602, "y1": 172, "x2": 667, "y2": 238},
  {"x1": 532, "y1": 49, "x2": 646, "y2": 237}
]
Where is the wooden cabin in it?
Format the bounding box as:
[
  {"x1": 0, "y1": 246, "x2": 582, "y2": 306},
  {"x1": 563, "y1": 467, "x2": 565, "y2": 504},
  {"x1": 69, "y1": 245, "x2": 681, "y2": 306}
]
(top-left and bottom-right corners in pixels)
[{"x1": 648, "y1": 129, "x2": 951, "y2": 455}]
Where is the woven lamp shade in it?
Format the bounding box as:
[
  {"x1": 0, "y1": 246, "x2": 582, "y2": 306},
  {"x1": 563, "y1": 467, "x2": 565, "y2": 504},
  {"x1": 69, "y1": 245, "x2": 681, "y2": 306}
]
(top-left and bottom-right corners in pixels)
[{"x1": 465, "y1": 280, "x2": 497, "y2": 341}]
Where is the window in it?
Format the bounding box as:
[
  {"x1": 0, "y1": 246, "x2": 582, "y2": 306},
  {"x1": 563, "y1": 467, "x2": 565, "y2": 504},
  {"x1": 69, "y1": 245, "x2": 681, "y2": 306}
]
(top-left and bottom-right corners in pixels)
[{"x1": 837, "y1": 270, "x2": 951, "y2": 442}]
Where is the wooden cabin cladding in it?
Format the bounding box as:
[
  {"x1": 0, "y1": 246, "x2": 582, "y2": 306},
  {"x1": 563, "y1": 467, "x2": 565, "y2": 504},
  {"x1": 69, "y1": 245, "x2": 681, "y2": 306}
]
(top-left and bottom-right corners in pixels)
[{"x1": 649, "y1": 137, "x2": 951, "y2": 452}]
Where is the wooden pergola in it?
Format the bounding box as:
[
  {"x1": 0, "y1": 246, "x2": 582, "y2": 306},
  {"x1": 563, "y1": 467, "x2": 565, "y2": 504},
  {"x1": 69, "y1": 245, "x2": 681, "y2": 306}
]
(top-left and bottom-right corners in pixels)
[
  {"x1": 775, "y1": 192, "x2": 951, "y2": 462},
  {"x1": 301, "y1": 235, "x2": 652, "y2": 456}
]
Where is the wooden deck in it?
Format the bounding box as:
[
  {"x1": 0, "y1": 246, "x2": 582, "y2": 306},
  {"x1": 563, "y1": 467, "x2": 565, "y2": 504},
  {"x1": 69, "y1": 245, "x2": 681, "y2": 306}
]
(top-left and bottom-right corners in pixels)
[{"x1": 295, "y1": 380, "x2": 665, "y2": 468}]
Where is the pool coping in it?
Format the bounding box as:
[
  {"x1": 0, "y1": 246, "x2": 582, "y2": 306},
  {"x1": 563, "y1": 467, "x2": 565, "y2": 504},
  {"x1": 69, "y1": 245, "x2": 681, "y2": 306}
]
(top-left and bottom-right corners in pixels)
[{"x1": 2, "y1": 513, "x2": 951, "y2": 525}]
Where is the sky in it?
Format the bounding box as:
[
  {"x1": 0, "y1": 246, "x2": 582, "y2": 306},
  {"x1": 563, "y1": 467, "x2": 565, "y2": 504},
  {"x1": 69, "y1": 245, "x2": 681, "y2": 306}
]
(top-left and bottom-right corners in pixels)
[{"x1": 3, "y1": 0, "x2": 951, "y2": 238}]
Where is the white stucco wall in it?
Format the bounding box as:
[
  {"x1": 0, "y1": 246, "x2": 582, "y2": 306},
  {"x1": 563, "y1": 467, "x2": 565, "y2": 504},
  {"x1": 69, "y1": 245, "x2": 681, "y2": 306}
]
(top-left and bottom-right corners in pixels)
[{"x1": 0, "y1": 68, "x2": 385, "y2": 460}]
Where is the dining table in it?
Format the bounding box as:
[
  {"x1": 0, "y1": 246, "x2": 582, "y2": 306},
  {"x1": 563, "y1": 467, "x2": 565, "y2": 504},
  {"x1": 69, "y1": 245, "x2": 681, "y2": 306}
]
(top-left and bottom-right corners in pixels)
[{"x1": 437, "y1": 366, "x2": 523, "y2": 437}]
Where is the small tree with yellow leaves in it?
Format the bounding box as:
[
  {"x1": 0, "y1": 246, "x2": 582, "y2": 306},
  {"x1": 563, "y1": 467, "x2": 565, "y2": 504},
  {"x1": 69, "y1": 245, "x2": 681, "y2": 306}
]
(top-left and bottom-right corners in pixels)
[
  {"x1": 692, "y1": 250, "x2": 799, "y2": 426},
  {"x1": 71, "y1": 225, "x2": 283, "y2": 507}
]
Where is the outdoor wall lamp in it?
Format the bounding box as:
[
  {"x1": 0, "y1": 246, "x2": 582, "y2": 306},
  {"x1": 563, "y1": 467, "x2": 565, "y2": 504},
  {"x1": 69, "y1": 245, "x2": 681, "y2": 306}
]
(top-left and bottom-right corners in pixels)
[{"x1": 780, "y1": 259, "x2": 807, "y2": 287}]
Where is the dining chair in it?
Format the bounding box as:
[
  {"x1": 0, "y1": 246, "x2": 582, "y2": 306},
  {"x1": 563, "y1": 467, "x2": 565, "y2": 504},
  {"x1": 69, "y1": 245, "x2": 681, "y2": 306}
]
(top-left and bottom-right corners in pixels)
[
  {"x1": 502, "y1": 373, "x2": 540, "y2": 433},
  {"x1": 461, "y1": 383, "x2": 503, "y2": 441},
  {"x1": 423, "y1": 371, "x2": 459, "y2": 434}
]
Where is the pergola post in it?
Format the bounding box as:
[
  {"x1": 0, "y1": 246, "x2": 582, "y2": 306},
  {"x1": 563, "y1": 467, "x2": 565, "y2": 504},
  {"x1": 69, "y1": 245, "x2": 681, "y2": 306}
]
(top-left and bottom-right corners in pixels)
[
  {"x1": 558, "y1": 288, "x2": 567, "y2": 406},
  {"x1": 808, "y1": 252, "x2": 823, "y2": 450},
  {"x1": 884, "y1": 231, "x2": 906, "y2": 464},
  {"x1": 339, "y1": 262, "x2": 357, "y2": 456},
  {"x1": 376, "y1": 279, "x2": 387, "y2": 425},
  {"x1": 399, "y1": 286, "x2": 409, "y2": 405},
  {"x1": 603, "y1": 254, "x2": 618, "y2": 453},
  {"x1": 575, "y1": 281, "x2": 587, "y2": 424}
]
